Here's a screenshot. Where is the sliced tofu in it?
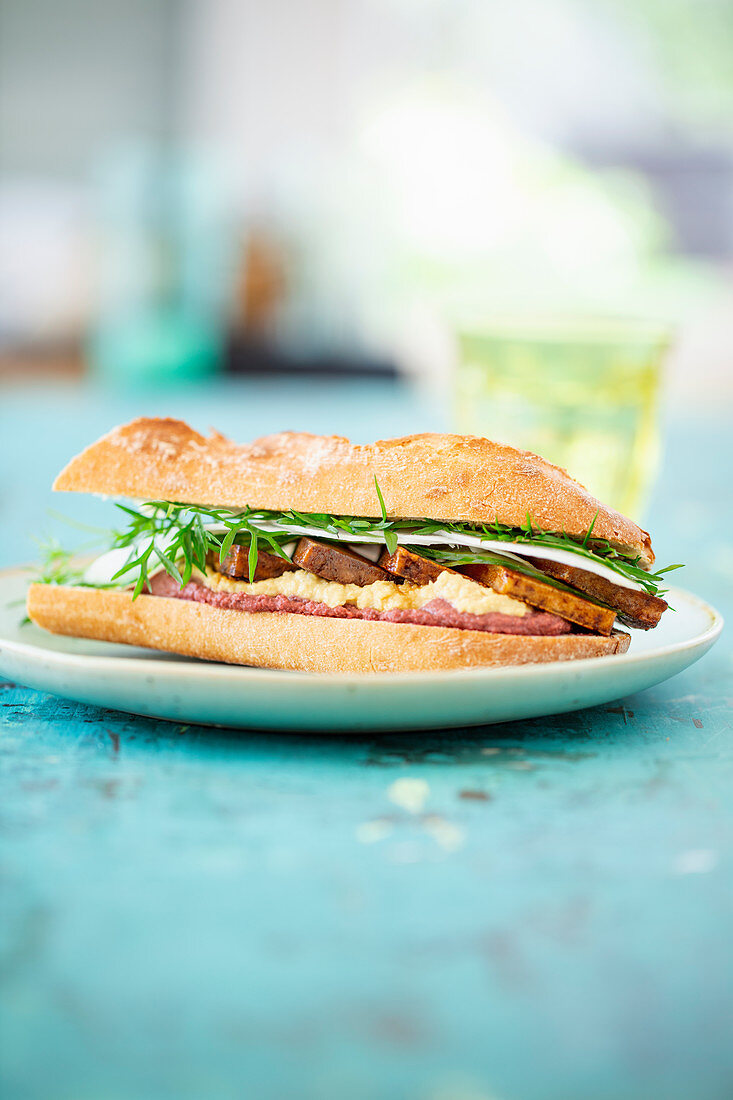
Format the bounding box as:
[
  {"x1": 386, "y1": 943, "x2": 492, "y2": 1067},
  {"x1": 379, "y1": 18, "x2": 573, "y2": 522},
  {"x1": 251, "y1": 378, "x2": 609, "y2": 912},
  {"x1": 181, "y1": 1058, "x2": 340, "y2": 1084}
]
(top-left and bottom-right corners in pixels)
[
  {"x1": 214, "y1": 542, "x2": 295, "y2": 582},
  {"x1": 380, "y1": 546, "x2": 617, "y2": 634},
  {"x1": 378, "y1": 546, "x2": 450, "y2": 586},
  {"x1": 459, "y1": 562, "x2": 617, "y2": 635},
  {"x1": 532, "y1": 558, "x2": 668, "y2": 630},
  {"x1": 293, "y1": 538, "x2": 392, "y2": 585}
]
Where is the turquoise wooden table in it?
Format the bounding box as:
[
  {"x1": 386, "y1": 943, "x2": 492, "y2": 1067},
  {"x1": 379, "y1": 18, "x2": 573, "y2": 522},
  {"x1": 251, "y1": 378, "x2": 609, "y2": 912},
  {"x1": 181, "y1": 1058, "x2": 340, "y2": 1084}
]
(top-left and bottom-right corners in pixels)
[{"x1": 1, "y1": 378, "x2": 731, "y2": 1100}]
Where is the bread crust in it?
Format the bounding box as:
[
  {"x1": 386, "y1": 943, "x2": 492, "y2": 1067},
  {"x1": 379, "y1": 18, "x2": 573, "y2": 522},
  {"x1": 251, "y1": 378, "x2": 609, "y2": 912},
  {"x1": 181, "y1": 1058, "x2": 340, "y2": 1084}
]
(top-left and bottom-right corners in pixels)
[
  {"x1": 53, "y1": 418, "x2": 653, "y2": 565},
  {"x1": 27, "y1": 584, "x2": 631, "y2": 673}
]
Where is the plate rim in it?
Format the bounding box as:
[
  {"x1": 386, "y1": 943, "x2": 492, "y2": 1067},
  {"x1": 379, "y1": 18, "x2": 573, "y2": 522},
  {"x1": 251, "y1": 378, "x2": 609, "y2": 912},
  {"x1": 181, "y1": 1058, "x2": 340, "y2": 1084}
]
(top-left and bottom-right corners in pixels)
[{"x1": 0, "y1": 565, "x2": 724, "y2": 687}]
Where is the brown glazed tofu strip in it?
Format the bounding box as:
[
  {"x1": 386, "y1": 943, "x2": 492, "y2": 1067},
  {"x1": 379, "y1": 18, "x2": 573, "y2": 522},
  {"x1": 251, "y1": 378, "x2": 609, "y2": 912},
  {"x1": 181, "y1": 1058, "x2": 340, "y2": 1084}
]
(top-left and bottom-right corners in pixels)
[
  {"x1": 380, "y1": 545, "x2": 616, "y2": 635},
  {"x1": 378, "y1": 546, "x2": 449, "y2": 586},
  {"x1": 459, "y1": 562, "x2": 617, "y2": 635},
  {"x1": 532, "y1": 558, "x2": 668, "y2": 630},
  {"x1": 292, "y1": 538, "x2": 392, "y2": 586},
  {"x1": 214, "y1": 543, "x2": 296, "y2": 582}
]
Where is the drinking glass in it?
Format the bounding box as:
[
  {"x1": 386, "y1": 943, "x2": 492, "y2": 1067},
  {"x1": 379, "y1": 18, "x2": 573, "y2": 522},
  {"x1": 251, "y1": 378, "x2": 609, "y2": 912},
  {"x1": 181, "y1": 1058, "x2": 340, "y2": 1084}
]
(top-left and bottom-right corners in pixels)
[{"x1": 454, "y1": 317, "x2": 671, "y2": 519}]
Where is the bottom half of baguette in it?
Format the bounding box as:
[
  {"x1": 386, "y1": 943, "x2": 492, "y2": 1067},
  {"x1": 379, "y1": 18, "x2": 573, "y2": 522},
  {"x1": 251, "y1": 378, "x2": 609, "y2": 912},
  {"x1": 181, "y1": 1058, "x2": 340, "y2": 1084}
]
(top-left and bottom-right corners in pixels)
[{"x1": 27, "y1": 584, "x2": 631, "y2": 673}]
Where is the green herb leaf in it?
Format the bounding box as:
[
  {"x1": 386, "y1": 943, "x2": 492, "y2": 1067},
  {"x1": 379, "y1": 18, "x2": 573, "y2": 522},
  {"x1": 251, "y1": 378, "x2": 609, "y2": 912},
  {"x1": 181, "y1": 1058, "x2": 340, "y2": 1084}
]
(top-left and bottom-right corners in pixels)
[
  {"x1": 40, "y1": 491, "x2": 682, "y2": 603},
  {"x1": 248, "y1": 530, "x2": 258, "y2": 583},
  {"x1": 30, "y1": 538, "x2": 87, "y2": 587},
  {"x1": 154, "y1": 544, "x2": 183, "y2": 587},
  {"x1": 374, "y1": 477, "x2": 388, "y2": 523},
  {"x1": 582, "y1": 511, "x2": 598, "y2": 547},
  {"x1": 218, "y1": 525, "x2": 239, "y2": 565},
  {"x1": 383, "y1": 528, "x2": 398, "y2": 555}
]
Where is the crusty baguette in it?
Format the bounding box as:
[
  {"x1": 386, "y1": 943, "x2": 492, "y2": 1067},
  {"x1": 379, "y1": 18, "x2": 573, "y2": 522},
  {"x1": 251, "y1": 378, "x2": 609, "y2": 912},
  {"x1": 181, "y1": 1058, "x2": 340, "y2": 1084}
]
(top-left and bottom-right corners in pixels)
[
  {"x1": 27, "y1": 584, "x2": 631, "y2": 673},
  {"x1": 53, "y1": 418, "x2": 653, "y2": 565}
]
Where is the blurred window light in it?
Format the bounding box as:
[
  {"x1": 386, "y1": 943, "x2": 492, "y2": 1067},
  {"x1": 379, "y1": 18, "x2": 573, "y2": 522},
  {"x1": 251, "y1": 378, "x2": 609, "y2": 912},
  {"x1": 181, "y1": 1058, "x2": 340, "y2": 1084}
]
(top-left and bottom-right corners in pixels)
[{"x1": 0, "y1": 181, "x2": 90, "y2": 345}]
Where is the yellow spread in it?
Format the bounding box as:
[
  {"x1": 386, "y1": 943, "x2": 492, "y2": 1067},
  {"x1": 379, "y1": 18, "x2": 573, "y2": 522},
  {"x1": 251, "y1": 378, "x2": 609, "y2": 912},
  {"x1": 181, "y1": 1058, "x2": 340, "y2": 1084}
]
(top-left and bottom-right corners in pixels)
[{"x1": 199, "y1": 565, "x2": 527, "y2": 617}]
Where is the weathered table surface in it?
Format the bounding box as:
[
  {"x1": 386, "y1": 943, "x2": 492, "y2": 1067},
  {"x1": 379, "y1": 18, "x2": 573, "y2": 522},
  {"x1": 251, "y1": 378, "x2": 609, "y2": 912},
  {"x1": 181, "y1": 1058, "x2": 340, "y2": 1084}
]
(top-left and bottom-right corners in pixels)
[{"x1": 1, "y1": 379, "x2": 731, "y2": 1100}]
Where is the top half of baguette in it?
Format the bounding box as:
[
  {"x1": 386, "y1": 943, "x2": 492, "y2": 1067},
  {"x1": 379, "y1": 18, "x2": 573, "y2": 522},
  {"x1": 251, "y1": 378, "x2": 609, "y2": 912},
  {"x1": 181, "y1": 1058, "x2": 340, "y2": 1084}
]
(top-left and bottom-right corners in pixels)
[{"x1": 53, "y1": 417, "x2": 654, "y2": 566}]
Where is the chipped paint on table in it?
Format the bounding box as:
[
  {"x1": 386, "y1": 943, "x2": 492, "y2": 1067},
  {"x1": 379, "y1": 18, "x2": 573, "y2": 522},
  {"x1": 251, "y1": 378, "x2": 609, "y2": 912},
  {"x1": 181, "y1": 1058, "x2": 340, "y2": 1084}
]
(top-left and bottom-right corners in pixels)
[{"x1": 1, "y1": 381, "x2": 731, "y2": 1100}]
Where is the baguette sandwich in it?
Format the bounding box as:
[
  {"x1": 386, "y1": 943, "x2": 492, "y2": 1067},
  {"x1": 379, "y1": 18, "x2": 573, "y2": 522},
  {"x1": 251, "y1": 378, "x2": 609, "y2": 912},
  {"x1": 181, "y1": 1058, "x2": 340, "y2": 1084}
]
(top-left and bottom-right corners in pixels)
[{"x1": 27, "y1": 419, "x2": 680, "y2": 673}]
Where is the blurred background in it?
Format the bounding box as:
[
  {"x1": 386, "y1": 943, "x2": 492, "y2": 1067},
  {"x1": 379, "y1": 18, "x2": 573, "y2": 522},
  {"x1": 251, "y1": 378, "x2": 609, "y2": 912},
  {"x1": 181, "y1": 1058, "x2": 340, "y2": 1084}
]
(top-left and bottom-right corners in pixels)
[
  {"x1": 3, "y1": 8, "x2": 733, "y2": 1100},
  {"x1": 1, "y1": 0, "x2": 733, "y2": 522}
]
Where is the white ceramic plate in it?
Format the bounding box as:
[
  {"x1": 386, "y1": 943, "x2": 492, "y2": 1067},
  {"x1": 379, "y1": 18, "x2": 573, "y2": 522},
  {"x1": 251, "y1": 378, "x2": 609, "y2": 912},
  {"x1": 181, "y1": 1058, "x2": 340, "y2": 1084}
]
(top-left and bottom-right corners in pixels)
[{"x1": 0, "y1": 568, "x2": 723, "y2": 732}]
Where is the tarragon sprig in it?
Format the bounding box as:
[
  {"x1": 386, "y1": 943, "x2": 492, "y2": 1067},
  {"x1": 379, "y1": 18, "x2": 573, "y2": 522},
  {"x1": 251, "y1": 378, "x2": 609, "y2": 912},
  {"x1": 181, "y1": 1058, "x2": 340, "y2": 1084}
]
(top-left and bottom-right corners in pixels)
[
  {"x1": 35, "y1": 474, "x2": 683, "y2": 599},
  {"x1": 252, "y1": 506, "x2": 680, "y2": 596},
  {"x1": 106, "y1": 501, "x2": 679, "y2": 598},
  {"x1": 30, "y1": 538, "x2": 88, "y2": 587},
  {"x1": 24, "y1": 537, "x2": 119, "y2": 596},
  {"x1": 110, "y1": 502, "x2": 294, "y2": 597}
]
